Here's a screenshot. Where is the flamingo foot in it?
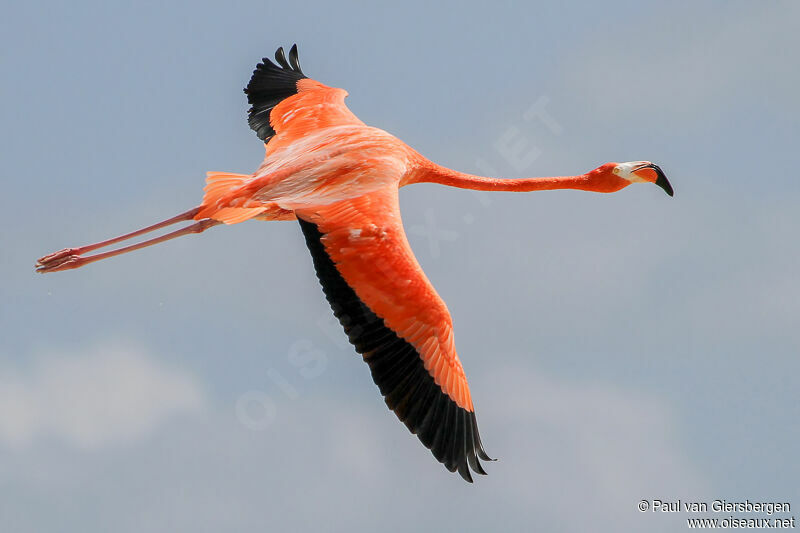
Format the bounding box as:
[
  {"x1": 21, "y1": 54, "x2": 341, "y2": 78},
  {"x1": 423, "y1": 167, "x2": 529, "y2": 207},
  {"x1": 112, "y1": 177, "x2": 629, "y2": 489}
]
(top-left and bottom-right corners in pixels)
[
  {"x1": 36, "y1": 248, "x2": 82, "y2": 267},
  {"x1": 36, "y1": 253, "x2": 87, "y2": 273}
]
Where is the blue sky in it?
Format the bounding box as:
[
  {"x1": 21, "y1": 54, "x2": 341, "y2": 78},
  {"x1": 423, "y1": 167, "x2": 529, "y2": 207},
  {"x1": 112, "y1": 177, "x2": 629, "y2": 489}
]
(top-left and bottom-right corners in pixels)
[{"x1": 2, "y1": 1, "x2": 798, "y2": 531}]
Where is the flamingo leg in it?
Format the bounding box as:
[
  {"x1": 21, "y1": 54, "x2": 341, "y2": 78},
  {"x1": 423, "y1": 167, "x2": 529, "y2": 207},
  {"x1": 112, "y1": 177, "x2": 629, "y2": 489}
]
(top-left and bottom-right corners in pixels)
[
  {"x1": 36, "y1": 217, "x2": 220, "y2": 273},
  {"x1": 36, "y1": 207, "x2": 202, "y2": 267}
]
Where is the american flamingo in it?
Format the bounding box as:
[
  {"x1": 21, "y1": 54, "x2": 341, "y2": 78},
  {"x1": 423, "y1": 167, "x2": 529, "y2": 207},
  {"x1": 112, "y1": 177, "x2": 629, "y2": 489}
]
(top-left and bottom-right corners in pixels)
[{"x1": 36, "y1": 45, "x2": 672, "y2": 482}]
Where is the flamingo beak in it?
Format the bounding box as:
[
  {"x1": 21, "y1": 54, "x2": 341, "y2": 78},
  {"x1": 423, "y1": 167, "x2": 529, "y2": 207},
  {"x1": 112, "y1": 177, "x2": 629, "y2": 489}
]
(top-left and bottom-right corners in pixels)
[{"x1": 632, "y1": 163, "x2": 673, "y2": 197}]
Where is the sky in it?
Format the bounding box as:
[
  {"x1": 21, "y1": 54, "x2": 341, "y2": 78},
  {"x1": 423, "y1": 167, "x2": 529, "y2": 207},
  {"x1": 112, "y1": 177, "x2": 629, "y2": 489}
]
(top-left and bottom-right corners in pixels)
[{"x1": 2, "y1": 1, "x2": 799, "y2": 531}]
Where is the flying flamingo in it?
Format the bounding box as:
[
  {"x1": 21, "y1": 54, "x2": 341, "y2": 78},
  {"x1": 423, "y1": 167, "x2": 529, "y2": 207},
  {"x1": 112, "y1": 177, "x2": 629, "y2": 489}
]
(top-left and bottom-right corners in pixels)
[{"x1": 36, "y1": 45, "x2": 672, "y2": 482}]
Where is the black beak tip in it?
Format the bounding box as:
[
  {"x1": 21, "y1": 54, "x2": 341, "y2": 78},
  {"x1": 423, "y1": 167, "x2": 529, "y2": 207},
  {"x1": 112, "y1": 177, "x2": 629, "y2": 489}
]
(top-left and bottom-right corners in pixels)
[{"x1": 651, "y1": 164, "x2": 673, "y2": 197}]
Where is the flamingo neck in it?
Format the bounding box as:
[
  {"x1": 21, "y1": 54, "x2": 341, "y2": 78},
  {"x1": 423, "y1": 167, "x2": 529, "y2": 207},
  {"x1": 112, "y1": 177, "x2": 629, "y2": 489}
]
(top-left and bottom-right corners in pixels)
[{"x1": 412, "y1": 161, "x2": 596, "y2": 192}]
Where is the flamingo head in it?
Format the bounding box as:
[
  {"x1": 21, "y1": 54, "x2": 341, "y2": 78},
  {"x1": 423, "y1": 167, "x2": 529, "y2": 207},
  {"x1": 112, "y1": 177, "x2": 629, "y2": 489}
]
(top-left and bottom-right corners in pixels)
[{"x1": 611, "y1": 161, "x2": 673, "y2": 196}]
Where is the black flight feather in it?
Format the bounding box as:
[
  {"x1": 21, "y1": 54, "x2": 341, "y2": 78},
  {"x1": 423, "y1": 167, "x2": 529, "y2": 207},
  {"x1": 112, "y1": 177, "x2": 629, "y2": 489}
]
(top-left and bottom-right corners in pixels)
[{"x1": 244, "y1": 44, "x2": 307, "y2": 143}]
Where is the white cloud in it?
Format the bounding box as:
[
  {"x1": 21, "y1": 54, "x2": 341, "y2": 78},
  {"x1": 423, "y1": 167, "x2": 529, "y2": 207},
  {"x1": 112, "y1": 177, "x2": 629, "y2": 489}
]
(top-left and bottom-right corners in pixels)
[
  {"x1": 0, "y1": 364, "x2": 707, "y2": 533},
  {"x1": 0, "y1": 342, "x2": 205, "y2": 449}
]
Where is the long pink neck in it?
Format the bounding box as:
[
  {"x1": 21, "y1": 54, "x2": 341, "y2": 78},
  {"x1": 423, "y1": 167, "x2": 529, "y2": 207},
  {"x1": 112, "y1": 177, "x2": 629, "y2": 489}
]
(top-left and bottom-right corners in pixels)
[{"x1": 412, "y1": 160, "x2": 597, "y2": 192}]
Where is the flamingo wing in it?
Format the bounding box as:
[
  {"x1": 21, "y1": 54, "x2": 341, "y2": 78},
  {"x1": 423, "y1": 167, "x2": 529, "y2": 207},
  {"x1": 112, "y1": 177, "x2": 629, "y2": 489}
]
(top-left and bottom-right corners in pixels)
[
  {"x1": 244, "y1": 45, "x2": 364, "y2": 147},
  {"x1": 296, "y1": 188, "x2": 491, "y2": 481}
]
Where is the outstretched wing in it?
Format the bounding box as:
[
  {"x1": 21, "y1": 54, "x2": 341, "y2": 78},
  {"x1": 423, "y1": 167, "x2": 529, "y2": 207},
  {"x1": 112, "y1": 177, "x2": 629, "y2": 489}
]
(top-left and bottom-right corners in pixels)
[
  {"x1": 296, "y1": 189, "x2": 492, "y2": 482},
  {"x1": 244, "y1": 44, "x2": 363, "y2": 146}
]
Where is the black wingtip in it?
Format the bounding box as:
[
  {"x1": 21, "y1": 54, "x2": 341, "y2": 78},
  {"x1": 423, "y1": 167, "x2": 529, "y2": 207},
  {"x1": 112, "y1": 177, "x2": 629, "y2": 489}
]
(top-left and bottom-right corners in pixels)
[
  {"x1": 274, "y1": 46, "x2": 289, "y2": 69},
  {"x1": 479, "y1": 447, "x2": 497, "y2": 462},
  {"x1": 288, "y1": 43, "x2": 303, "y2": 74},
  {"x1": 457, "y1": 461, "x2": 474, "y2": 483},
  {"x1": 244, "y1": 45, "x2": 307, "y2": 143}
]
